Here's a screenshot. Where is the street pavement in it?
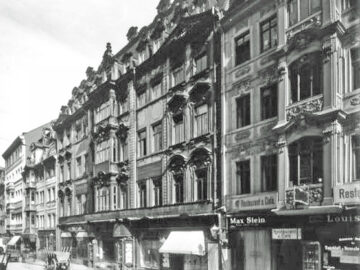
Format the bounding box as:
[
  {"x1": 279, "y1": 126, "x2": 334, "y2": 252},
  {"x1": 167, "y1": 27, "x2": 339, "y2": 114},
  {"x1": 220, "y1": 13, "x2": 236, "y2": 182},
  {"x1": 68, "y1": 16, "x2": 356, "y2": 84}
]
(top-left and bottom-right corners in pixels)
[{"x1": 6, "y1": 262, "x2": 90, "y2": 270}]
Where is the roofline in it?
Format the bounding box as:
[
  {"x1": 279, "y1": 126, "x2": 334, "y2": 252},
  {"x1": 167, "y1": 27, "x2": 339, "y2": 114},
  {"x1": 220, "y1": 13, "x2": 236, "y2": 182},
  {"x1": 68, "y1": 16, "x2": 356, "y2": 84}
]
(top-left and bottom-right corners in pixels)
[{"x1": 2, "y1": 135, "x2": 24, "y2": 159}]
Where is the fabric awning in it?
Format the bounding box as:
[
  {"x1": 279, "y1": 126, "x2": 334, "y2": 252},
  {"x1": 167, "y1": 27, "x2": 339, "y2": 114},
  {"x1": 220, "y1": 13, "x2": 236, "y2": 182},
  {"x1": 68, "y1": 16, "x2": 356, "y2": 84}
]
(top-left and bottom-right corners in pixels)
[
  {"x1": 76, "y1": 232, "x2": 89, "y2": 238},
  {"x1": 60, "y1": 232, "x2": 72, "y2": 238},
  {"x1": 7, "y1": 235, "x2": 21, "y2": 246},
  {"x1": 159, "y1": 231, "x2": 206, "y2": 256},
  {"x1": 113, "y1": 223, "x2": 131, "y2": 238}
]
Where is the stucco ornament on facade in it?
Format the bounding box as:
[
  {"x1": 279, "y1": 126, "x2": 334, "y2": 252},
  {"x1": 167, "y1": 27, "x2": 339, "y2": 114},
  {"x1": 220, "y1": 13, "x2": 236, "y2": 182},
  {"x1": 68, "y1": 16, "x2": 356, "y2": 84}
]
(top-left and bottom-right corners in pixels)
[{"x1": 286, "y1": 97, "x2": 324, "y2": 121}]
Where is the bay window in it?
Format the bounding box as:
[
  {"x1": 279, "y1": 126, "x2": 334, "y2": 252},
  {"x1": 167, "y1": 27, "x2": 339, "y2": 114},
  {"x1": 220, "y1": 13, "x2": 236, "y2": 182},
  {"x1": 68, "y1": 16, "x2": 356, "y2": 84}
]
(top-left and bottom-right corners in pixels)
[
  {"x1": 152, "y1": 123, "x2": 162, "y2": 153},
  {"x1": 119, "y1": 138, "x2": 128, "y2": 161},
  {"x1": 94, "y1": 102, "x2": 110, "y2": 124},
  {"x1": 120, "y1": 184, "x2": 128, "y2": 209},
  {"x1": 289, "y1": 53, "x2": 322, "y2": 103},
  {"x1": 351, "y1": 48, "x2": 360, "y2": 91},
  {"x1": 153, "y1": 178, "x2": 162, "y2": 206},
  {"x1": 139, "y1": 182, "x2": 147, "y2": 208},
  {"x1": 195, "y1": 104, "x2": 208, "y2": 137},
  {"x1": 95, "y1": 140, "x2": 109, "y2": 164},
  {"x1": 96, "y1": 187, "x2": 110, "y2": 212},
  {"x1": 288, "y1": 0, "x2": 321, "y2": 26},
  {"x1": 289, "y1": 137, "x2": 323, "y2": 186}
]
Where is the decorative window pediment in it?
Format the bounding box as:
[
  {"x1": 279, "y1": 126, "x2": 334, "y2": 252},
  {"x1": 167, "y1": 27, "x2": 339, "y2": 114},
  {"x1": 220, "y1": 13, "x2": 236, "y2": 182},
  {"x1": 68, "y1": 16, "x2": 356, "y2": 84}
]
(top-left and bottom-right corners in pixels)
[
  {"x1": 168, "y1": 155, "x2": 186, "y2": 174},
  {"x1": 189, "y1": 81, "x2": 210, "y2": 104},
  {"x1": 188, "y1": 147, "x2": 211, "y2": 168},
  {"x1": 167, "y1": 93, "x2": 188, "y2": 114}
]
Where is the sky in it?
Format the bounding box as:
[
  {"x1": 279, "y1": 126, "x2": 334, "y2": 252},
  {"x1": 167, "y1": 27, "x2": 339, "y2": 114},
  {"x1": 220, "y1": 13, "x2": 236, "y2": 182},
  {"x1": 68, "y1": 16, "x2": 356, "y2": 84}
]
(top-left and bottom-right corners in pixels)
[{"x1": 0, "y1": 0, "x2": 159, "y2": 167}]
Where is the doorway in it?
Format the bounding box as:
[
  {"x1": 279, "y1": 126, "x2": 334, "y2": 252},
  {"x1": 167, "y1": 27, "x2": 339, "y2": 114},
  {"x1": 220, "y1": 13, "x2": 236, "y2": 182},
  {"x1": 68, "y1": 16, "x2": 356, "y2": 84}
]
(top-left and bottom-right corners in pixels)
[{"x1": 170, "y1": 254, "x2": 184, "y2": 270}]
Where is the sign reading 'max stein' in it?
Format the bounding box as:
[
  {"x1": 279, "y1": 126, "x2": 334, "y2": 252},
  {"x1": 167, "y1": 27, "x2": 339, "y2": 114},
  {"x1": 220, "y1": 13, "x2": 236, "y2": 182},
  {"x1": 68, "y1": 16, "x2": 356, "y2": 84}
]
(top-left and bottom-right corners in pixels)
[
  {"x1": 334, "y1": 182, "x2": 360, "y2": 205},
  {"x1": 226, "y1": 192, "x2": 278, "y2": 211}
]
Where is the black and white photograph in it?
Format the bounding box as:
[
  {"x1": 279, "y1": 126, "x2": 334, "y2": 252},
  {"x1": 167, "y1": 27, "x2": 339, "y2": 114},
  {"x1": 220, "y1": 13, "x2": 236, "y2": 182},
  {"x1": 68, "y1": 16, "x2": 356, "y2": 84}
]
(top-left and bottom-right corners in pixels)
[{"x1": 0, "y1": 0, "x2": 359, "y2": 269}]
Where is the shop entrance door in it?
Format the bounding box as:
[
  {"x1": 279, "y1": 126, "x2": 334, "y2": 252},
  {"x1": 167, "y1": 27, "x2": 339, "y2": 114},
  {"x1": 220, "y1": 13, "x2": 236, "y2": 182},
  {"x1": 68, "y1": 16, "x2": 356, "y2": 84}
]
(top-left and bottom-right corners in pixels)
[{"x1": 170, "y1": 254, "x2": 184, "y2": 270}]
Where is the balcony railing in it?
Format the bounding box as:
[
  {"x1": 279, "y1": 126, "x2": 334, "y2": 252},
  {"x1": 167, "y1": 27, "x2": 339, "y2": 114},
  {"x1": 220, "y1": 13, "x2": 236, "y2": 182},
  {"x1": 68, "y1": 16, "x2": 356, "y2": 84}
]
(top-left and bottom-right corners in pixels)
[{"x1": 285, "y1": 183, "x2": 323, "y2": 209}]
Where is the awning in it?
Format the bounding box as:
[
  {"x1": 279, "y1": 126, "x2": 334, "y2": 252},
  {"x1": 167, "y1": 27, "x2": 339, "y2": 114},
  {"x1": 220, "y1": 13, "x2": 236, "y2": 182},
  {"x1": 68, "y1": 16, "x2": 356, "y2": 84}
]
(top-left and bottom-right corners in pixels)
[
  {"x1": 271, "y1": 205, "x2": 343, "y2": 216},
  {"x1": 76, "y1": 232, "x2": 89, "y2": 238},
  {"x1": 7, "y1": 235, "x2": 21, "y2": 246},
  {"x1": 159, "y1": 231, "x2": 206, "y2": 256},
  {"x1": 113, "y1": 223, "x2": 131, "y2": 238},
  {"x1": 60, "y1": 232, "x2": 72, "y2": 238}
]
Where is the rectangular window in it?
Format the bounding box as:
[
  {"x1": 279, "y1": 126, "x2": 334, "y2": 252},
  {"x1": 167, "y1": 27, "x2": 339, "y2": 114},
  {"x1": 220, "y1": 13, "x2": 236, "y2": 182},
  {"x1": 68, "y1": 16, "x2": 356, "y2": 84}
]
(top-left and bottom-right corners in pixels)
[
  {"x1": 152, "y1": 123, "x2": 162, "y2": 153},
  {"x1": 235, "y1": 31, "x2": 250, "y2": 66},
  {"x1": 236, "y1": 160, "x2": 251, "y2": 194},
  {"x1": 195, "y1": 54, "x2": 208, "y2": 74},
  {"x1": 76, "y1": 195, "x2": 82, "y2": 215},
  {"x1": 119, "y1": 99, "x2": 129, "y2": 114},
  {"x1": 236, "y1": 94, "x2": 251, "y2": 128},
  {"x1": 174, "y1": 174, "x2": 184, "y2": 203},
  {"x1": 137, "y1": 92, "x2": 146, "y2": 108},
  {"x1": 151, "y1": 83, "x2": 162, "y2": 100},
  {"x1": 94, "y1": 102, "x2": 110, "y2": 124},
  {"x1": 139, "y1": 182, "x2": 147, "y2": 208},
  {"x1": 195, "y1": 105, "x2": 208, "y2": 137},
  {"x1": 67, "y1": 161, "x2": 71, "y2": 180},
  {"x1": 351, "y1": 48, "x2": 360, "y2": 91},
  {"x1": 260, "y1": 16, "x2": 277, "y2": 52},
  {"x1": 261, "y1": 84, "x2": 278, "y2": 120},
  {"x1": 76, "y1": 157, "x2": 82, "y2": 178},
  {"x1": 153, "y1": 178, "x2": 162, "y2": 206},
  {"x1": 288, "y1": 0, "x2": 321, "y2": 26},
  {"x1": 173, "y1": 114, "x2": 184, "y2": 144},
  {"x1": 113, "y1": 185, "x2": 118, "y2": 210},
  {"x1": 196, "y1": 169, "x2": 208, "y2": 201},
  {"x1": 60, "y1": 165, "x2": 64, "y2": 182},
  {"x1": 120, "y1": 138, "x2": 128, "y2": 161},
  {"x1": 173, "y1": 67, "x2": 185, "y2": 86},
  {"x1": 138, "y1": 130, "x2": 147, "y2": 157},
  {"x1": 352, "y1": 135, "x2": 360, "y2": 181},
  {"x1": 120, "y1": 185, "x2": 128, "y2": 209},
  {"x1": 95, "y1": 140, "x2": 109, "y2": 164},
  {"x1": 261, "y1": 155, "x2": 278, "y2": 192}
]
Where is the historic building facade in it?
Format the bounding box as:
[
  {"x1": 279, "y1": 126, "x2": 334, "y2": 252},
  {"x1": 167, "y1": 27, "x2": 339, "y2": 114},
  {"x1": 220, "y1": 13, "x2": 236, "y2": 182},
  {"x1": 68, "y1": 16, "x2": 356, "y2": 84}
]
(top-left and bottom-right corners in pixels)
[
  {"x1": 53, "y1": 0, "x2": 224, "y2": 269},
  {"x1": 22, "y1": 127, "x2": 57, "y2": 251},
  {"x1": 2, "y1": 124, "x2": 50, "y2": 244},
  {"x1": 221, "y1": 0, "x2": 360, "y2": 270}
]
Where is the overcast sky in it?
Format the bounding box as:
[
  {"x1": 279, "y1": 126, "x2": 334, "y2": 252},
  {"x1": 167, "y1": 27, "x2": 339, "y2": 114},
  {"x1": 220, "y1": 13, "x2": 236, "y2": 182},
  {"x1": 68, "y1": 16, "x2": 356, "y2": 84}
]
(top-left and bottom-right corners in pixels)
[{"x1": 0, "y1": 0, "x2": 158, "y2": 166}]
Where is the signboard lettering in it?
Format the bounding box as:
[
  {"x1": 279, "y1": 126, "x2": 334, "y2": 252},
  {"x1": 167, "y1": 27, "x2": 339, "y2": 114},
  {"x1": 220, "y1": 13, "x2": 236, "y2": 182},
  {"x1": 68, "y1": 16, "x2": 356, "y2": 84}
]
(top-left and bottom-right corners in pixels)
[
  {"x1": 227, "y1": 192, "x2": 277, "y2": 211},
  {"x1": 272, "y1": 228, "x2": 302, "y2": 240},
  {"x1": 229, "y1": 216, "x2": 267, "y2": 227},
  {"x1": 334, "y1": 182, "x2": 360, "y2": 205}
]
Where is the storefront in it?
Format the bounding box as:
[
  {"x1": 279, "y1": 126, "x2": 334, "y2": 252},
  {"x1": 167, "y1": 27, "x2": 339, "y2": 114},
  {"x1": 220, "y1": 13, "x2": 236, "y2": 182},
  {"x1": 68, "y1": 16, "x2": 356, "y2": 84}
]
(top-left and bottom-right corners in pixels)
[
  {"x1": 37, "y1": 230, "x2": 55, "y2": 250},
  {"x1": 228, "y1": 209, "x2": 360, "y2": 270},
  {"x1": 130, "y1": 216, "x2": 218, "y2": 270}
]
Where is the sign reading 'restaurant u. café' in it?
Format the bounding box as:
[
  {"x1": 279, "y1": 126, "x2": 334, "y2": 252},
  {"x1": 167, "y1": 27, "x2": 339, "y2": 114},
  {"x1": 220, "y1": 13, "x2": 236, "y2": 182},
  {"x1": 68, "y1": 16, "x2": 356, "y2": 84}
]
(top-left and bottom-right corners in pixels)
[
  {"x1": 334, "y1": 182, "x2": 360, "y2": 205},
  {"x1": 226, "y1": 192, "x2": 278, "y2": 211}
]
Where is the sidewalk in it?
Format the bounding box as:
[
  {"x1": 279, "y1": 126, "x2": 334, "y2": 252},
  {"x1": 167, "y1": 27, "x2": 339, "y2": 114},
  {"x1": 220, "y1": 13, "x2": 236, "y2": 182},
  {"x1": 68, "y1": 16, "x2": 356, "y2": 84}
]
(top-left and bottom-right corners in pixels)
[{"x1": 25, "y1": 259, "x2": 91, "y2": 270}]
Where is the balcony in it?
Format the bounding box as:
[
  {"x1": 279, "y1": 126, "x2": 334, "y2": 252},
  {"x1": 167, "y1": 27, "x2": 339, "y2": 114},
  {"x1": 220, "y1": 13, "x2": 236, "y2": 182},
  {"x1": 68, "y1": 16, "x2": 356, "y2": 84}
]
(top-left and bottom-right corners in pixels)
[
  {"x1": 285, "y1": 183, "x2": 323, "y2": 209},
  {"x1": 286, "y1": 95, "x2": 323, "y2": 121}
]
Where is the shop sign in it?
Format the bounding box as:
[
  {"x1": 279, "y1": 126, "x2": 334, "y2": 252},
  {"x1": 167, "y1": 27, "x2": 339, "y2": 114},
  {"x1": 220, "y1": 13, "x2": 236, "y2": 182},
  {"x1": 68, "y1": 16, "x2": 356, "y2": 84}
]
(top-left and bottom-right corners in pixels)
[
  {"x1": 229, "y1": 216, "x2": 267, "y2": 227},
  {"x1": 124, "y1": 240, "x2": 133, "y2": 266},
  {"x1": 334, "y1": 182, "x2": 360, "y2": 205},
  {"x1": 272, "y1": 228, "x2": 302, "y2": 240},
  {"x1": 226, "y1": 192, "x2": 277, "y2": 211}
]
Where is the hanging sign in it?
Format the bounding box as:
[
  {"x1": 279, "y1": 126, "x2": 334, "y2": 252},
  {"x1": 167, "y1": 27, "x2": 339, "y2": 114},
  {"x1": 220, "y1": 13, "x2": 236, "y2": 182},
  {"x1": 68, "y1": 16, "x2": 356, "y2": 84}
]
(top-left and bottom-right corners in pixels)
[{"x1": 334, "y1": 182, "x2": 360, "y2": 205}]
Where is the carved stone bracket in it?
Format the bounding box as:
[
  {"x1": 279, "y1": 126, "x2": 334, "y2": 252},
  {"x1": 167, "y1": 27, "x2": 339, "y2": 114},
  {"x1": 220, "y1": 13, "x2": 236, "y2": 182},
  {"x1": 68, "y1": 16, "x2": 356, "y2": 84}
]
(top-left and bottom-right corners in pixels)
[
  {"x1": 116, "y1": 162, "x2": 129, "y2": 185},
  {"x1": 93, "y1": 171, "x2": 111, "y2": 188},
  {"x1": 116, "y1": 122, "x2": 129, "y2": 141},
  {"x1": 350, "y1": 95, "x2": 360, "y2": 106},
  {"x1": 322, "y1": 121, "x2": 342, "y2": 144}
]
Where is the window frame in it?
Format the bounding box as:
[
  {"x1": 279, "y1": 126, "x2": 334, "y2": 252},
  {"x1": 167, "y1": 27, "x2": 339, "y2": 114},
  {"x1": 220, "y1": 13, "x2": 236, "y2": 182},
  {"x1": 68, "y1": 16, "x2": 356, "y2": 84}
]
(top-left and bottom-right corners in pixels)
[
  {"x1": 260, "y1": 15, "x2": 278, "y2": 53},
  {"x1": 236, "y1": 94, "x2": 251, "y2": 128},
  {"x1": 260, "y1": 84, "x2": 278, "y2": 120},
  {"x1": 138, "y1": 129, "x2": 147, "y2": 157},
  {"x1": 235, "y1": 31, "x2": 251, "y2": 66},
  {"x1": 152, "y1": 122, "x2": 162, "y2": 153},
  {"x1": 236, "y1": 160, "x2": 251, "y2": 195},
  {"x1": 261, "y1": 154, "x2": 278, "y2": 192}
]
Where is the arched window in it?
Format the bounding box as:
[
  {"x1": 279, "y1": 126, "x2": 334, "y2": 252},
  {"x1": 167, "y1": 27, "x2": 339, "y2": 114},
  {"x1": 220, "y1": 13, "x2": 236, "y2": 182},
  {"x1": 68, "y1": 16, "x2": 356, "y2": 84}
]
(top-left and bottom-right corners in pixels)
[
  {"x1": 289, "y1": 53, "x2": 322, "y2": 103},
  {"x1": 288, "y1": 137, "x2": 323, "y2": 186}
]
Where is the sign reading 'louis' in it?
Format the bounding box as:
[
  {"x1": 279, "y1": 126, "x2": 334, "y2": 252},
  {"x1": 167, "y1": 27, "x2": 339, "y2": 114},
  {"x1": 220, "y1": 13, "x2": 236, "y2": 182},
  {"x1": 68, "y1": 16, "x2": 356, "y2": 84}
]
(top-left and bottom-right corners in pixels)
[
  {"x1": 226, "y1": 192, "x2": 278, "y2": 211},
  {"x1": 334, "y1": 182, "x2": 360, "y2": 205}
]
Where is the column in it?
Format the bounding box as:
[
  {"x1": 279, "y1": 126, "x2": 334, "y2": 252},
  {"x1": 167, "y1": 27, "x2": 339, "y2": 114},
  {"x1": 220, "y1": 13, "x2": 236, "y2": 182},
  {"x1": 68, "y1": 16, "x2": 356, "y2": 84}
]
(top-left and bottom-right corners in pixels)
[
  {"x1": 277, "y1": 59, "x2": 289, "y2": 126},
  {"x1": 277, "y1": 135, "x2": 288, "y2": 208}
]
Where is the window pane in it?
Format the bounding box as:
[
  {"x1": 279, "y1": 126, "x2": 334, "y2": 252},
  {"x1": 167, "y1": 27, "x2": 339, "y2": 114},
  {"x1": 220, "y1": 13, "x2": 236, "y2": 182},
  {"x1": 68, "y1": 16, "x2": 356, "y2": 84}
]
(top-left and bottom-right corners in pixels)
[{"x1": 235, "y1": 31, "x2": 251, "y2": 66}]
